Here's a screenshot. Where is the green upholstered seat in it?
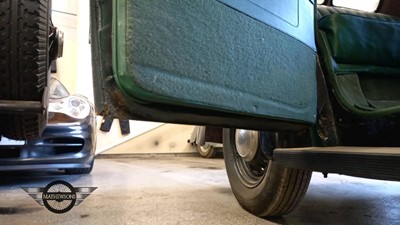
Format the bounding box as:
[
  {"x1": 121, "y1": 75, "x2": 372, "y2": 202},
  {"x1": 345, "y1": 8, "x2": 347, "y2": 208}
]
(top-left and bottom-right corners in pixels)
[{"x1": 317, "y1": 5, "x2": 400, "y2": 115}]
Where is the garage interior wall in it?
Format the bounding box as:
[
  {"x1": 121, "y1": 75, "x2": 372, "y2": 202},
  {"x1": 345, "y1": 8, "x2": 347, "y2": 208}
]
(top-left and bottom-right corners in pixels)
[{"x1": 51, "y1": 0, "x2": 196, "y2": 155}]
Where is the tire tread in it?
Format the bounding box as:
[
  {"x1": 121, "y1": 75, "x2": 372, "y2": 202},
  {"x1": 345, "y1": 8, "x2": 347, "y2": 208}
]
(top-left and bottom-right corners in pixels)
[
  {"x1": 269, "y1": 168, "x2": 311, "y2": 216},
  {"x1": 0, "y1": 0, "x2": 49, "y2": 140}
]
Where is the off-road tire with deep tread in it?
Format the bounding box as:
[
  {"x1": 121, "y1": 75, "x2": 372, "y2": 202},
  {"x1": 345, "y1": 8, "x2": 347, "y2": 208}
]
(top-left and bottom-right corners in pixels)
[
  {"x1": 0, "y1": 0, "x2": 50, "y2": 140},
  {"x1": 223, "y1": 128, "x2": 312, "y2": 217}
]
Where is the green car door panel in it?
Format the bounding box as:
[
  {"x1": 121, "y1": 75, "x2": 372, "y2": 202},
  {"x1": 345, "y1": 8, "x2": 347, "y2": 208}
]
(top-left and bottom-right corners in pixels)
[{"x1": 111, "y1": 0, "x2": 317, "y2": 126}]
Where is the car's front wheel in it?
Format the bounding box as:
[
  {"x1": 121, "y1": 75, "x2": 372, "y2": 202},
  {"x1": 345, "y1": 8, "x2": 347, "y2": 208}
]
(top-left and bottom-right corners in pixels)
[
  {"x1": 0, "y1": 0, "x2": 52, "y2": 140},
  {"x1": 223, "y1": 128, "x2": 311, "y2": 217}
]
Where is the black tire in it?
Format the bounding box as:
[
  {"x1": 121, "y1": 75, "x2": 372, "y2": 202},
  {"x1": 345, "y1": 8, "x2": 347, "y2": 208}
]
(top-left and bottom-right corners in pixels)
[
  {"x1": 65, "y1": 160, "x2": 95, "y2": 175},
  {"x1": 197, "y1": 143, "x2": 216, "y2": 158},
  {"x1": 223, "y1": 128, "x2": 312, "y2": 217},
  {"x1": 0, "y1": 0, "x2": 50, "y2": 140}
]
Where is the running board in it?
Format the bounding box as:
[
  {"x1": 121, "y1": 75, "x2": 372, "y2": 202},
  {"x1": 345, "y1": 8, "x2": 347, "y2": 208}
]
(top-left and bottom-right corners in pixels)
[{"x1": 273, "y1": 147, "x2": 400, "y2": 181}]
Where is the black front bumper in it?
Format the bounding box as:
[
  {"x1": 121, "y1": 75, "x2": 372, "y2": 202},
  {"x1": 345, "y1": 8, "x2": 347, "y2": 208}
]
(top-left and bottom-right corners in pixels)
[{"x1": 0, "y1": 123, "x2": 95, "y2": 171}]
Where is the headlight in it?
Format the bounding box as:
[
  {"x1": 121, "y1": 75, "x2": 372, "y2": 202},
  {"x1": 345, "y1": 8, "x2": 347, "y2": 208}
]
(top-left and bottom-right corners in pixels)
[{"x1": 49, "y1": 96, "x2": 91, "y2": 120}]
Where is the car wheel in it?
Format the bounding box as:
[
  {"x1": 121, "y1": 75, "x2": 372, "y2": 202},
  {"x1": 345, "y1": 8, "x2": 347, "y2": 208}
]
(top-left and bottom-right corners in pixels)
[
  {"x1": 0, "y1": 0, "x2": 51, "y2": 140},
  {"x1": 65, "y1": 160, "x2": 94, "y2": 175},
  {"x1": 197, "y1": 143, "x2": 216, "y2": 158},
  {"x1": 223, "y1": 128, "x2": 312, "y2": 217}
]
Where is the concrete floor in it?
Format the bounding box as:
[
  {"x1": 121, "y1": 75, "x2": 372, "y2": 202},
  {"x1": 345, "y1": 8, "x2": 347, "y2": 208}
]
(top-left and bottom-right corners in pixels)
[{"x1": 0, "y1": 155, "x2": 399, "y2": 225}]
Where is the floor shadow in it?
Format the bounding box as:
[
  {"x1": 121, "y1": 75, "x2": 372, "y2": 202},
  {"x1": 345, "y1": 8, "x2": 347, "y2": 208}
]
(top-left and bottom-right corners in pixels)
[{"x1": 0, "y1": 170, "x2": 87, "y2": 186}]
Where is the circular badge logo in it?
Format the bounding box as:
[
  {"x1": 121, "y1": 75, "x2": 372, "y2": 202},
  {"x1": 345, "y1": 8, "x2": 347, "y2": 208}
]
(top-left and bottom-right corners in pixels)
[{"x1": 42, "y1": 180, "x2": 76, "y2": 214}]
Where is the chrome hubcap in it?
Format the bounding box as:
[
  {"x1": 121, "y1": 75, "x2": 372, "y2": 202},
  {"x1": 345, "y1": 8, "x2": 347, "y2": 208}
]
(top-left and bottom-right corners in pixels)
[
  {"x1": 199, "y1": 144, "x2": 211, "y2": 153},
  {"x1": 56, "y1": 30, "x2": 64, "y2": 58},
  {"x1": 235, "y1": 129, "x2": 259, "y2": 162}
]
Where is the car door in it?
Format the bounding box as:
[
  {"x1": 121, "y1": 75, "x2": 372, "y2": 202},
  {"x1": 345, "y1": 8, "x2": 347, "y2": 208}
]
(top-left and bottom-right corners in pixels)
[{"x1": 90, "y1": 0, "x2": 317, "y2": 132}]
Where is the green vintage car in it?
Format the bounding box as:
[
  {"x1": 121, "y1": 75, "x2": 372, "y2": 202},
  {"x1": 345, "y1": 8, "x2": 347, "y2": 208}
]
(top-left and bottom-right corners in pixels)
[{"x1": 90, "y1": 0, "x2": 400, "y2": 217}]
